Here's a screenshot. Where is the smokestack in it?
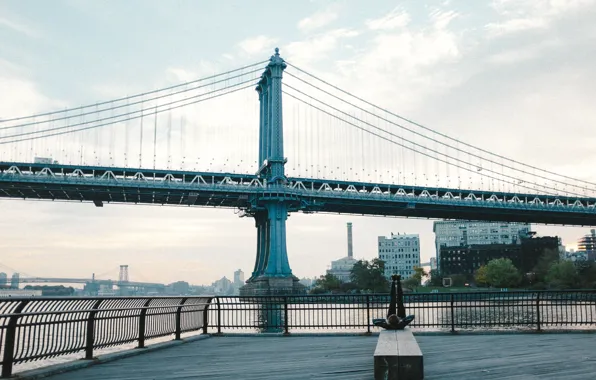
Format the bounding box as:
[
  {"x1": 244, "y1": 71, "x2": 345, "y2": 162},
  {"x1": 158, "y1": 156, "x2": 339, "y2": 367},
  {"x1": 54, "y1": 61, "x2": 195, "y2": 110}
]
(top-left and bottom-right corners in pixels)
[{"x1": 347, "y1": 222, "x2": 353, "y2": 258}]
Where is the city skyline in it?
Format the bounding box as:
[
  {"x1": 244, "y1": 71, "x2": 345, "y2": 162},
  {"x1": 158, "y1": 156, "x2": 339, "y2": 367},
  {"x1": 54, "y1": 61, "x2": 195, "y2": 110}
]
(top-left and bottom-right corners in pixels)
[{"x1": 1, "y1": 0, "x2": 596, "y2": 284}]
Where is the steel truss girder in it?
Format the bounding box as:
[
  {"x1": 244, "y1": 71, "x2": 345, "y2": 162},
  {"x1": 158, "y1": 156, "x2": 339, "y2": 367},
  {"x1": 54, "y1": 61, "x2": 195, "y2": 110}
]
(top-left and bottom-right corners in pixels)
[{"x1": 1, "y1": 162, "x2": 596, "y2": 224}]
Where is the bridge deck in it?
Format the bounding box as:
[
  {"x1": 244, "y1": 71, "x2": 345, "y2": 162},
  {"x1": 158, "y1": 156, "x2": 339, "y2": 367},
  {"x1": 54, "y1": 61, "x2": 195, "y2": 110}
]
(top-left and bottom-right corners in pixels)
[{"x1": 41, "y1": 333, "x2": 596, "y2": 379}]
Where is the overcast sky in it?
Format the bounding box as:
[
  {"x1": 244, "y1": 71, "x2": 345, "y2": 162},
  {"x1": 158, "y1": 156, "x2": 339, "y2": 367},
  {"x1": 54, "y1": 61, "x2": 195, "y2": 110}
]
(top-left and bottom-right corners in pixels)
[{"x1": 1, "y1": 0, "x2": 596, "y2": 285}]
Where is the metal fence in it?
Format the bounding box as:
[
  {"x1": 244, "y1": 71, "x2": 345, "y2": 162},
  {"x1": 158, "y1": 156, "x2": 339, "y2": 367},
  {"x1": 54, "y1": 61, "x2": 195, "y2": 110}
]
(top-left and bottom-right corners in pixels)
[
  {"x1": 207, "y1": 291, "x2": 596, "y2": 334},
  {"x1": 0, "y1": 296, "x2": 211, "y2": 377},
  {"x1": 1, "y1": 291, "x2": 595, "y2": 377}
]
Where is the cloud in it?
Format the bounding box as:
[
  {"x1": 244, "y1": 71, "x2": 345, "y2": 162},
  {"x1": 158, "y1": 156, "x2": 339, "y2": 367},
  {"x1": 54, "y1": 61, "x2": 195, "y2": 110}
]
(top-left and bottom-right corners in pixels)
[
  {"x1": 298, "y1": 7, "x2": 339, "y2": 32},
  {"x1": 486, "y1": 0, "x2": 596, "y2": 37},
  {"x1": 0, "y1": 15, "x2": 38, "y2": 38},
  {"x1": 0, "y1": 60, "x2": 65, "y2": 120},
  {"x1": 366, "y1": 8, "x2": 410, "y2": 30},
  {"x1": 286, "y1": 28, "x2": 359, "y2": 66},
  {"x1": 238, "y1": 35, "x2": 278, "y2": 55}
]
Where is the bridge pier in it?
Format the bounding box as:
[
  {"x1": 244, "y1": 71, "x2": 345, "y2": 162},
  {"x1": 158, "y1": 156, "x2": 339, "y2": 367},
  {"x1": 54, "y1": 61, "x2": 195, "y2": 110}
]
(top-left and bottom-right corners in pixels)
[
  {"x1": 240, "y1": 48, "x2": 305, "y2": 296},
  {"x1": 242, "y1": 203, "x2": 304, "y2": 295}
]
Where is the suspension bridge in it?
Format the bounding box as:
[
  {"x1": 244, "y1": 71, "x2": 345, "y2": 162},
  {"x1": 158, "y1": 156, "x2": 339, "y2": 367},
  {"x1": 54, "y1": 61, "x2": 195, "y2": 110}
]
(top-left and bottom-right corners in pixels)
[{"x1": 1, "y1": 48, "x2": 595, "y2": 294}]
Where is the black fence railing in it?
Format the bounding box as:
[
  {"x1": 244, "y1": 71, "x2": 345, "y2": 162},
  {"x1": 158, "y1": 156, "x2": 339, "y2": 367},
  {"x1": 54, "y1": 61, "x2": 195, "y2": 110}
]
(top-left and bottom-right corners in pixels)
[
  {"x1": 0, "y1": 296, "x2": 211, "y2": 378},
  {"x1": 0, "y1": 291, "x2": 595, "y2": 377},
  {"x1": 207, "y1": 291, "x2": 596, "y2": 334}
]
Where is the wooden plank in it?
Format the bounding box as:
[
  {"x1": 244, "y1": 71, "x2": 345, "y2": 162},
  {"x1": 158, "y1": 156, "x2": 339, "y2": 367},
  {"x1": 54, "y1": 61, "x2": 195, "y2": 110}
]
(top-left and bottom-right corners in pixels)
[{"x1": 41, "y1": 333, "x2": 596, "y2": 380}]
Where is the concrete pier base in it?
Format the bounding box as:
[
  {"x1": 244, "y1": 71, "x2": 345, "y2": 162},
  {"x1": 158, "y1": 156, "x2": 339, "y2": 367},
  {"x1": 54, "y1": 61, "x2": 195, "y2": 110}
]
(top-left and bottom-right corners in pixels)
[{"x1": 240, "y1": 276, "x2": 306, "y2": 296}]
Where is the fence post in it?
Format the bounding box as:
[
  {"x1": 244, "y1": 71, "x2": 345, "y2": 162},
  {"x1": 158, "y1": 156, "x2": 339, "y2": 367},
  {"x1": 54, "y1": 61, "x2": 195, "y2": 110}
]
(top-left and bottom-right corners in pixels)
[
  {"x1": 536, "y1": 292, "x2": 541, "y2": 332},
  {"x1": 175, "y1": 298, "x2": 188, "y2": 340},
  {"x1": 138, "y1": 299, "x2": 152, "y2": 348},
  {"x1": 216, "y1": 297, "x2": 222, "y2": 335},
  {"x1": 283, "y1": 296, "x2": 289, "y2": 335},
  {"x1": 450, "y1": 293, "x2": 455, "y2": 333},
  {"x1": 85, "y1": 299, "x2": 104, "y2": 360},
  {"x1": 366, "y1": 295, "x2": 371, "y2": 334},
  {"x1": 202, "y1": 297, "x2": 213, "y2": 334},
  {"x1": 1, "y1": 300, "x2": 29, "y2": 378}
]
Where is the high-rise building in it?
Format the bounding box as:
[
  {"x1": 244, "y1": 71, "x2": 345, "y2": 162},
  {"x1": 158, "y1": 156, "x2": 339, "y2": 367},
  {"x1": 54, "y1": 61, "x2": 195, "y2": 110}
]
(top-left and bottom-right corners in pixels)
[
  {"x1": 233, "y1": 269, "x2": 245, "y2": 286},
  {"x1": 10, "y1": 273, "x2": 20, "y2": 289},
  {"x1": 433, "y1": 221, "x2": 531, "y2": 271},
  {"x1": 0, "y1": 272, "x2": 7, "y2": 288},
  {"x1": 378, "y1": 233, "x2": 421, "y2": 279},
  {"x1": 327, "y1": 222, "x2": 359, "y2": 282},
  {"x1": 577, "y1": 229, "x2": 596, "y2": 261}
]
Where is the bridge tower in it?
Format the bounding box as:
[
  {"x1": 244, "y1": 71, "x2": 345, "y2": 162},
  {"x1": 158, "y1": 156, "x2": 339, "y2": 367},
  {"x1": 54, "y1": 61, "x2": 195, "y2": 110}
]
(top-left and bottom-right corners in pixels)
[{"x1": 241, "y1": 48, "x2": 305, "y2": 295}]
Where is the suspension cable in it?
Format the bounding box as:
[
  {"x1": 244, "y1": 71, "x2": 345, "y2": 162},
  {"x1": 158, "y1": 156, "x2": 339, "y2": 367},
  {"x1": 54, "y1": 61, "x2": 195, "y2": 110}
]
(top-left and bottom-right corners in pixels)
[
  {"x1": 0, "y1": 78, "x2": 258, "y2": 141},
  {"x1": 0, "y1": 68, "x2": 263, "y2": 131},
  {"x1": 283, "y1": 80, "x2": 592, "y2": 194},
  {"x1": 285, "y1": 62, "x2": 596, "y2": 187},
  {"x1": 0, "y1": 60, "x2": 268, "y2": 123},
  {"x1": 0, "y1": 84, "x2": 254, "y2": 145},
  {"x1": 284, "y1": 89, "x2": 584, "y2": 198}
]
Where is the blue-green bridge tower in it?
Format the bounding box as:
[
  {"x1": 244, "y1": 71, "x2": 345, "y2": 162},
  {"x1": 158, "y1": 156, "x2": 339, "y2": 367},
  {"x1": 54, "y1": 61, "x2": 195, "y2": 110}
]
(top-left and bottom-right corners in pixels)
[{"x1": 240, "y1": 48, "x2": 306, "y2": 295}]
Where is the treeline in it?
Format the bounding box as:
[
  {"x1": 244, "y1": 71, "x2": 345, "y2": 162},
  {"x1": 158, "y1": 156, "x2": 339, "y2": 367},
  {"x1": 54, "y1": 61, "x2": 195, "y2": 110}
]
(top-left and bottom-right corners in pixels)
[
  {"x1": 430, "y1": 249, "x2": 596, "y2": 289},
  {"x1": 24, "y1": 285, "x2": 75, "y2": 296},
  {"x1": 311, "y1": 259, "x2": 427, "y2": 294}
]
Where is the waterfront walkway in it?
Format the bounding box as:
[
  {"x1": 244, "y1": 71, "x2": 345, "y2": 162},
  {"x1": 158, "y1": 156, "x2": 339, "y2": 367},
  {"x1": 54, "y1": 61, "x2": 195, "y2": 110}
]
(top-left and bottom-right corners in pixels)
[{"x1": 38, "y1": 333, "x2": 596, "y2": 379}]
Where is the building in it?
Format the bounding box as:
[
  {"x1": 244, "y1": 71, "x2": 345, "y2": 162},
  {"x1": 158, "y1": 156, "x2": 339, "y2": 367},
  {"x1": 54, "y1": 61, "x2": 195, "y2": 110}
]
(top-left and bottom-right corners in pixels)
[
  {"x1": 233, "y1": 269, "x2": 245, "y2": 286},
  {"x1": 378, "y1": 233, "x2": 420, "y2": 279},
  {"x1": 439, "y1": 235, "x2": 560, "y2": 276},
  {"x1": 562, "y1": 249, "x2": 589, "y2": 262},
  {"x1": 433, "y1": 221, "x2": 531, "y2": 271},
  {"x1": 0, "y1": 272, "x2": 7, "y2": 288},
  {"x1": 577, "y1": 229, "x2": 596, "y2": 261},
  {"x1": 326, "y1": 222, "x2": 359, "y2": 282},
  {"x1": 429, "y1": 258, "x2": 438, "y2": 271},
  {"x1": 0, "y1": 289, "x2": 42, "y2": 297},
  {"x1": 212, "y1": 277, "x2": 233, "y2": 295},
  {"x1": 299, "y1": 277, "x2": 316, "y2": 288},
  {"x1": 10, "y1": 273, "x2": 19, "y2": 289}
]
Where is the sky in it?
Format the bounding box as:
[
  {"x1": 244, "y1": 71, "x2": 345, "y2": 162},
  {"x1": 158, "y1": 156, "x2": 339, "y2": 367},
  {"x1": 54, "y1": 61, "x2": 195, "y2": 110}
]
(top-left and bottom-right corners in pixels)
[{"x1": 1, "y1": 0, "x2": 596, "y2": 285}]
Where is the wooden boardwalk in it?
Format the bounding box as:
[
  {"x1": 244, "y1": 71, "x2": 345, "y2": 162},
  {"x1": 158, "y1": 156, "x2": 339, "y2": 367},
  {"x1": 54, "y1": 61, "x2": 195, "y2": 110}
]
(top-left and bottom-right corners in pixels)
[{"x1": 44, "y1": 333, "x2": 596, "y2": 379}]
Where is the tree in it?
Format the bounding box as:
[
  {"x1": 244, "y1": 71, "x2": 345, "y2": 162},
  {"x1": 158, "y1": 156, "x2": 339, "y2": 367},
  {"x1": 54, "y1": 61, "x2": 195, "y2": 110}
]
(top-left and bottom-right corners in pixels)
[
  {"x1": 350, "y1": 259, "x2": 389, "y2": 292},
  {"x1": 413, "y1": 267, "x2": 427, "y2": 282},
  {"x1": 427, "y1": 269, "x2": 442, "y2": 287},
  {"x1": 475, "y1": 265, "x2": 488, "y2": 286},
  {"x1": 403, "y1": 276, "x2": 420, "y2": 290},
  {"x1": 403, "y1": 266, "x2": 428, "y2": 290},
  {"x1": 532, "y1": 248, "x2": 560, "y2": 282},
  {"x1": 575, "y1": 261, "x2": 596, "y2": 289},
  {"x1": 23, "y1": 285, "x2": 75, "y2": 296},
  {"x1": 546, "y1": 261, "x2": 579, "y2": 289},
  {"x1": 313, "y1": 273, "x2": 341, "y2": 293},
  {"x1": 484, "y1": 258, "x2": 522, "y2": 288}
]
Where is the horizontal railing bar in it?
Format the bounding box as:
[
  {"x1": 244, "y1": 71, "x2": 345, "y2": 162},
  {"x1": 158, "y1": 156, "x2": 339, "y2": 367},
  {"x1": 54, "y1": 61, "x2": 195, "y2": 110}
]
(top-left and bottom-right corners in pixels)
[{"x1": 0, "y1": 303, "x2": 211, "y2": 318}]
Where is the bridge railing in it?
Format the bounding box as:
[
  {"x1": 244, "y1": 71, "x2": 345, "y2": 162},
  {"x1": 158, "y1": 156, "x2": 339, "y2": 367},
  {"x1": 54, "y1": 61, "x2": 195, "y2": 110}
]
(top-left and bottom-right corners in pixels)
[
  {"x1": 207, "y1": 291, "x2": 596, "y2": 334},
  {"x1": 0, "y1": 296, "x2": 212, "y2": 378},
  {"x1": 1, "y1": 291, "x2": 595, "y2": 377}
]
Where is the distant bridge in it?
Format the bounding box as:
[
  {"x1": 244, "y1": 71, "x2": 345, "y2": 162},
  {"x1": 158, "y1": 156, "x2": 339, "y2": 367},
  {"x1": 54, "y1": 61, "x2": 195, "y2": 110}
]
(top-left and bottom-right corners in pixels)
[{"x1": 18, "y1": 277, "x2": 166, "y2": 289}]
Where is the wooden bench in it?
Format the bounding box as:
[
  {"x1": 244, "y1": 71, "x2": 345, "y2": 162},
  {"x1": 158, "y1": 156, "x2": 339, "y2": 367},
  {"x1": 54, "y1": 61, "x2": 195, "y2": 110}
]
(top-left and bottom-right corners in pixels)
[{"x1": 374, "y1": 329, "x2": 423, "y2": 379}]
